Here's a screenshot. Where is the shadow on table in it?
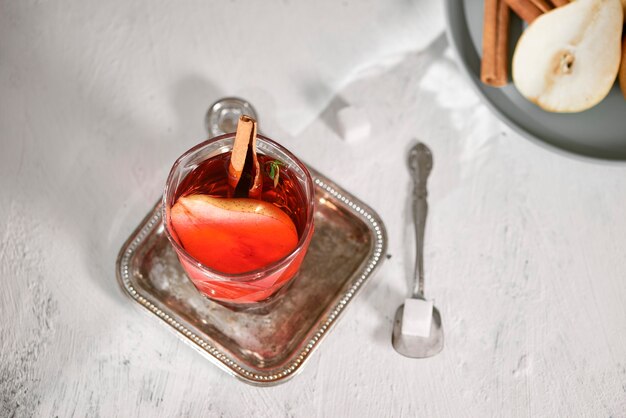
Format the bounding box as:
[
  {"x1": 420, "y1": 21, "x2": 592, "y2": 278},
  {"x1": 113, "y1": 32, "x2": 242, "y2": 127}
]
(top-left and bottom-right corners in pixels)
[
  {"x1": 97, "y1": 75, "x2": 223, "y2": 301},
  {"x1": 312, "y1": 34, "x2": 462, "y2": 349},
  {"x1": 26, "y1": 68, "x2": 221, "y2": 304}
]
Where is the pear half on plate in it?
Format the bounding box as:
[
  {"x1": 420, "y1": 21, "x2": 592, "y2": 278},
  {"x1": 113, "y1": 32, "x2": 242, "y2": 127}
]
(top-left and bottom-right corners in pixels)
[{"x1": 512, "y1": 0, "x2": 623, "y2": 113}]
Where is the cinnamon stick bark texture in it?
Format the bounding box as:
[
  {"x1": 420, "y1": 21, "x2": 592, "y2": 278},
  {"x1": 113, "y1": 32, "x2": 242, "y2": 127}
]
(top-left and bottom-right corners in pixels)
[
  {"x1": 504, "y1": 0, "x2": 542, "y2": 23},
  {"x1": 617, "y1": 38, "x2": 626, "y2": 99},
  {"x1": 228, "y1": 115, "x2": 263, "y2": 199},
  {"x1": 529, "y1": 0, "x2": 553, "y2": 12},
  {"x1": 481, "y1": 0, "x2": 510, "y2": 87},
  {"x1": 550, "y1": 0, "x2": 569, "y2": 6}
]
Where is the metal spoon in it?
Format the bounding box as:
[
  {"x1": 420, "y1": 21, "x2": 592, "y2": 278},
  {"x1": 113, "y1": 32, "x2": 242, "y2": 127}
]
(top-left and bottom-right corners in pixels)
[{"x1": 391, "y1": 142, "x2": 444, "y2": 358}]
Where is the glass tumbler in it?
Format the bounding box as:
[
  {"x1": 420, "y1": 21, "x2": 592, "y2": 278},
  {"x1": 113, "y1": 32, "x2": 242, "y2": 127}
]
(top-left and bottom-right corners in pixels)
[{"x1": 162, "y1": 133, "x2": 315, "y2": 306}]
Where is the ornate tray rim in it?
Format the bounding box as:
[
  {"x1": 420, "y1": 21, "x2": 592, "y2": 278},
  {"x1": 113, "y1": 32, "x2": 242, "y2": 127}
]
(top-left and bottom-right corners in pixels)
[{"x1": 115, "y1": 168, "x2": 387, "y2": 386}]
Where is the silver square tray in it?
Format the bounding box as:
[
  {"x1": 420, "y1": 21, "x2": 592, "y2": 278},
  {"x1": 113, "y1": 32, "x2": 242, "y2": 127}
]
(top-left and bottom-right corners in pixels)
[{"x1": 116, "y1": 168, "x2": 387, "y2": 386}]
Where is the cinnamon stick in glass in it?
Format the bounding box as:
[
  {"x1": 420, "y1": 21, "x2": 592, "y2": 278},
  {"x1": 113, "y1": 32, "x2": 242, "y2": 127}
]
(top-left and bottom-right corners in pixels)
[
  {"x1": 481, "y1": 0, "x2": 510, "y2": 87},
  {"x1": 228, "y1": 115, "x2": 263, "y2": 199}
]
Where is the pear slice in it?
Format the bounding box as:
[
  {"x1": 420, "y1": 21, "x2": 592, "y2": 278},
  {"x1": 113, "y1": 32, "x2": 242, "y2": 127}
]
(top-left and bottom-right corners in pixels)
[
  {"x1": 170, "y1": 194, "x2": 298, "y2": 274},
  {"x1": 512, "y1": 0, "x2": 623, "y2": 113}
]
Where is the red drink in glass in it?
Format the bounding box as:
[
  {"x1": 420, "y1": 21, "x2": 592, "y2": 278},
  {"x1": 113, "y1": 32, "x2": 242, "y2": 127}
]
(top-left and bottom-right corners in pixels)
[{"x1": 163, "y1": 133, "x2": 314, "y2": 305}]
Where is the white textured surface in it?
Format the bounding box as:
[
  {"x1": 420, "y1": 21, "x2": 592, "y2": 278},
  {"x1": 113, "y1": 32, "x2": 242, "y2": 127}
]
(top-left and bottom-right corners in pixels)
[{"x1": 2, "y1": 1, "x2": 626, "y2": 417}]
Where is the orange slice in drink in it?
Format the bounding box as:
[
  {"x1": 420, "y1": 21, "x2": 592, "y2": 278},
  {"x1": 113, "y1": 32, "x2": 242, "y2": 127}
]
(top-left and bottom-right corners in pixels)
[{"x1": 170, "y1": 194, "x2": 299, "y2": 274}]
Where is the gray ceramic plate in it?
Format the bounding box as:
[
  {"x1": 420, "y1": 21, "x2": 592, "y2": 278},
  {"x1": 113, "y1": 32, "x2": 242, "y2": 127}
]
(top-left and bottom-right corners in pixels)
[{"x1": 444, "y1": 0, "x2": 626, "y2": 161}]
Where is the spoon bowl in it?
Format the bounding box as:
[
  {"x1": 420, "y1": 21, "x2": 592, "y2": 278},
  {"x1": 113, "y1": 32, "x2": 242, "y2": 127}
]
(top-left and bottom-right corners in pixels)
[{"x1": 392, "y1": 301, "x2": 443, "y2": 358}]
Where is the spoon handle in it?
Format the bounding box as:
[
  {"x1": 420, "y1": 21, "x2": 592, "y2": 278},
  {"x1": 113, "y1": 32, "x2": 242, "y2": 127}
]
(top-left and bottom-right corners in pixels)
[{"x1": 408, "y1": 143, "x2": 433, "y2": 298}]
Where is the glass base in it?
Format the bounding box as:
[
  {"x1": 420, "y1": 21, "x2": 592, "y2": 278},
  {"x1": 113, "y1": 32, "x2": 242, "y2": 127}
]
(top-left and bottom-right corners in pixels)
[{"x1": 207, "y1": 277, "x2": 297, "y2": 315}]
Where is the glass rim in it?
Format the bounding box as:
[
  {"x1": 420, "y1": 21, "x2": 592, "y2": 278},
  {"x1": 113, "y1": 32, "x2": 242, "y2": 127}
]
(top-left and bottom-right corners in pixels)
[{"x1": 162, "y1": 132, "x2": 315, "y2": 283}]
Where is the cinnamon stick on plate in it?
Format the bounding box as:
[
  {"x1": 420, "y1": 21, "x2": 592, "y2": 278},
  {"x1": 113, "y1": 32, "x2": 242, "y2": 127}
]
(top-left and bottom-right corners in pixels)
[
  {"x1": 617, "y1": 38, "x2": 626, "y2": 99},
  {"x1": 529, "y1": 0, "x2": 553, "y2": 13},
  {"x1": 481, "y1": 0, "x2": 510, "y2": 87},
  {"x1": 504, "y1": 0, "x2": 542, "y2": 23},
  {"x1": 550, "y1": 0, "x2": 569, "y2": 6}
]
